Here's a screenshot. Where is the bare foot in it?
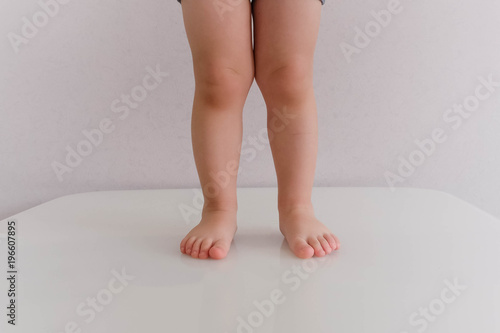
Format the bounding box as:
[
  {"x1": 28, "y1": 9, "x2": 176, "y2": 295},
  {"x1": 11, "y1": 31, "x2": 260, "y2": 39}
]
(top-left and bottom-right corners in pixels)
[
  {"x1": 180, "y1": 208, "x2": 237, "y2": 260},
  {"x1": 279, "y1": 205, "x2": 340, "y2": 259}
]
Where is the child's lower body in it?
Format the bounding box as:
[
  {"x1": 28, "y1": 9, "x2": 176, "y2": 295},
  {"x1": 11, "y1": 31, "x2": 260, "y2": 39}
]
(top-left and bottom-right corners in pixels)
[{"x1": 179, "y1": 0, "x2": 340, "y2": 259}]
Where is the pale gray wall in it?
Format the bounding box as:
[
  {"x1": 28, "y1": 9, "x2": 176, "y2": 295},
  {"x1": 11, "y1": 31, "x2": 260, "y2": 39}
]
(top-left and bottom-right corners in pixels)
[{"x1": 1, "y1": 0, "x2": 499, "y2": 220}]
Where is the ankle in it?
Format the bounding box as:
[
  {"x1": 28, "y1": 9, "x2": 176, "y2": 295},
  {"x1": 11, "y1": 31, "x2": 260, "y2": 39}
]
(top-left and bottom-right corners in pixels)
[
  {"x1": 201, "y1": 204, "x2": 238, "y2": 227},
  {"x1": 278, "y1": 201, "x2": 314, "y2": 216},
  {"x1": 202, "y1": 200, "x2": 238, "y2": 214}
]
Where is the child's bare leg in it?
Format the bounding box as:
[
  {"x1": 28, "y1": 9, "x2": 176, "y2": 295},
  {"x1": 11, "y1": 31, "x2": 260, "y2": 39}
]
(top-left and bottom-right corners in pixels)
[
  {"x1": 179, "y1": 0, "x2": 254, "y2": 259},
  {"x1": 253, "y1": 0, "x2": 340, "y2": 258}
]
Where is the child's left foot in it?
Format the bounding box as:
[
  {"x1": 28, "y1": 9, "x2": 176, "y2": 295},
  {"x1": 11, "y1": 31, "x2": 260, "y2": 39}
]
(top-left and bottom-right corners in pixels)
[{"x1": 279, "y1": 205, "x2": 340, "y2": 259}]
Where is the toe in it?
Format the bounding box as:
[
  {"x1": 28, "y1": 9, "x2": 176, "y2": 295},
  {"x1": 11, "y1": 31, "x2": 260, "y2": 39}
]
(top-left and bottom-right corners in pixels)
[
  {"x1": 332, "y1": 233, "x2": 340, "y2": 250},
  {"x1": 307, "y1": 237, "x2": 325, "y2": 257},
  {"x1": 209, "y1": 239, "x2": 230, "y2": 260},
  {"x1": 185, "y1": 237, "x2": 196, "y2": 255},
  {"x1": 324, "y1": 234, "x2": 337, "y2": 251},
  {"x1": 318, "y1": 236, "x2": 332, "y2": 254},
  {"x1": 289, "y1": 238, "x2": 314, "y2": 259},
  {"x1": 191, "y1": 238, "x2": 203, "y2": 258},
  {"x1": 199, "y1": 239, "x2": 213, "y2": 259},
  {"x1": 180, "y1": 237, "x2": 188, "y2": 254}
]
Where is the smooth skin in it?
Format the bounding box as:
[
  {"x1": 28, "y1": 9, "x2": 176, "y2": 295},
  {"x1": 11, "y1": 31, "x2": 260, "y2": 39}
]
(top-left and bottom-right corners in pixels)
[{"x1": 179, "y1": 0, "x2": 340, "y2": 260}]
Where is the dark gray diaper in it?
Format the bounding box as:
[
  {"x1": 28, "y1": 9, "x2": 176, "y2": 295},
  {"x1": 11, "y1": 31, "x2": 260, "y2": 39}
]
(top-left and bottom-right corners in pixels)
[{"x1": 177, "y1": 0, "x2": 325, "y2": 5}]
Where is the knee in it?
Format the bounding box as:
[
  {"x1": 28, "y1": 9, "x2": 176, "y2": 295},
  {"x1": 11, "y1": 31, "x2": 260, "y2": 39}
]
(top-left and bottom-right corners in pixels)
[
  {"x1": 194, "y1": 62, "x2": 254, "y2": 109},
  {"x1": 255, "y1": 57, "x2": 314, "y2": 101}
]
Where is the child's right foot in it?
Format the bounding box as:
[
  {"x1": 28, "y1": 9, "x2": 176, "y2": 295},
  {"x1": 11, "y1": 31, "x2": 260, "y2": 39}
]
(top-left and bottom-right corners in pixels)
[{"x1": 180, "y1": 208, "x2": 237, "y2": 260}]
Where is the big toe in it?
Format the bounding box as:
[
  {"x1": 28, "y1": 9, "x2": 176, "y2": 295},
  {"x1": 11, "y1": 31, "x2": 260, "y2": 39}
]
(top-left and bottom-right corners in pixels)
[
  {"x1": 209, "y1": 240, "x2": 230, "y2": 260},
  {"x1": 289, "y1": 238, "x2": 314, "y2": 259}
]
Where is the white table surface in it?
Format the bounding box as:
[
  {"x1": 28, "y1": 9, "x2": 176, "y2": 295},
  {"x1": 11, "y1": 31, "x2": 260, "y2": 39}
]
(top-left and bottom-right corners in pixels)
[{"x1": 0, "y1": 187, "x2": 499, "y2": 333}]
